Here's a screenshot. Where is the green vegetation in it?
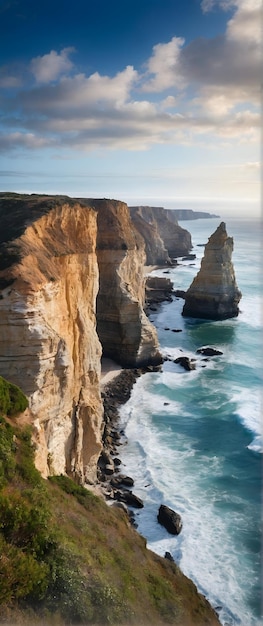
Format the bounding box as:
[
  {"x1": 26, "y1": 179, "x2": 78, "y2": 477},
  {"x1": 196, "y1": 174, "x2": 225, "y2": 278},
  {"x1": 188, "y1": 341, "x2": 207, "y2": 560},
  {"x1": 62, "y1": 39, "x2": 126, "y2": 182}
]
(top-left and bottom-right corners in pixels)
[
  {"x1": 0, "y1": 376, "x2": 28, "y2": 417},
  {"x1": 0, "y1": 382, "x2": 219, "y2": 625}
]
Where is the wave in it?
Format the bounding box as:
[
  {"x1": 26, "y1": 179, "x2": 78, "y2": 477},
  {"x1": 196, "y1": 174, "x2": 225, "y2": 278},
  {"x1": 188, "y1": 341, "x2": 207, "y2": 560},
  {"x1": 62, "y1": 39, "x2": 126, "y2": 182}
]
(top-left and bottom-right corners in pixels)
[{"x1": 230, "y1": 387, "x2": 262, "y2": 452}]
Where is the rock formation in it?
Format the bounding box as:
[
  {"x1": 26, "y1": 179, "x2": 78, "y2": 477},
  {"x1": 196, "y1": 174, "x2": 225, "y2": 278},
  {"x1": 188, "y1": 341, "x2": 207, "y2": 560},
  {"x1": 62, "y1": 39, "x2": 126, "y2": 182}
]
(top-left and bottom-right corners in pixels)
[
  {"x1": 84, "y1": 198, "x2": 162, "y2": 367},
  {"x1": 182, "y1": 222, "x2": 242, "y2": 319},
  {"x1": 129, "y1": 206, "x2": 169, "y2": 265},
  {"x1": 157, "y1": 504, "x2": 183, "y2": 535},
  {"x1": 129, "y1": 205, "x2": 192, "y2": 262},
  {"x1": 145, "y1": 275, "x2": 174, "y2": 311},
  {"x1": 0, "y1": 193, "x2": 162, "y2": 482}
]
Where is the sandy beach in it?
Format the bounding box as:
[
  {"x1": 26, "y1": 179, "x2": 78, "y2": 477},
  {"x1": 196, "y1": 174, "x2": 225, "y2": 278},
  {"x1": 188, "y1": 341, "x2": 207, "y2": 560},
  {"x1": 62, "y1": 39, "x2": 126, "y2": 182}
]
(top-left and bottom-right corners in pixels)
[{"x1": 100, "y1": 357, "x2": 123, "y2": 387}]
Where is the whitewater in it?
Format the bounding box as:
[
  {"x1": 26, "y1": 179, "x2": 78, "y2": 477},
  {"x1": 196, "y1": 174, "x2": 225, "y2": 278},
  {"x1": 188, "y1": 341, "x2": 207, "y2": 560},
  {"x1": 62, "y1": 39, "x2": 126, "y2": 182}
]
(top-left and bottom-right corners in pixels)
[{"x1": 119, "y1": 217, "x2": 262, "y2": 626}]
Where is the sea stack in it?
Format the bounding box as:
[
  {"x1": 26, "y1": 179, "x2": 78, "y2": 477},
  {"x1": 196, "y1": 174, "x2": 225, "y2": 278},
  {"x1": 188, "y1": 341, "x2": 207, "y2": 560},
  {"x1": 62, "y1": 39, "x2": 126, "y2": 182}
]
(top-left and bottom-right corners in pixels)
[{"x1": 182, "y1": 222, "x2": 242, "y2": 320}]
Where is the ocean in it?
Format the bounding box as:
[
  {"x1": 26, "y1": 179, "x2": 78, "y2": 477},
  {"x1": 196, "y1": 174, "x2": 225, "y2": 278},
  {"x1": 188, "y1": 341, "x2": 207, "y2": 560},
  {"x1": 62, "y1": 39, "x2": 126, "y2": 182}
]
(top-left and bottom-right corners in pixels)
[{"x1": 119, "y1": 217, "x2": 262, "y2": 626}]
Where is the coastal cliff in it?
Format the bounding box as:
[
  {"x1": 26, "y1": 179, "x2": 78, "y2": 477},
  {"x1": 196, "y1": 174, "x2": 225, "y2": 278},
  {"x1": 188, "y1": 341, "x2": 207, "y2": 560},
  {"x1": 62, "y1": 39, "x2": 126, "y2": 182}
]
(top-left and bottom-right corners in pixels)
[
  {"x1": 0, "y1": 193, "x2": 162, "y2": 481},
  {"x1": 0, "y1": 195, "x2": 103, "y2": 484},
  {"x1": 0, "y1": 193, "x2": 221, "y2": 626},
  {"x1": 182, "y1": 221, "x2": 242, "y2": 319},
  {"x1": 129, "y1": 205, "x2": 192, "y2": 262},
  {"x1": 83, "y1": 198, "x2": 162, "y2": 367}
]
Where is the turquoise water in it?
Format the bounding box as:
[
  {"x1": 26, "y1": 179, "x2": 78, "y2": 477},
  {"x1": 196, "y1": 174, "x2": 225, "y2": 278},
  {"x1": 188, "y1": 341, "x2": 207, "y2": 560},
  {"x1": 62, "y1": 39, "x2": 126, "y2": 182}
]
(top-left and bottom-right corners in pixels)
[{"x1": 119, "y1": 218, "x2": 262, "y2": 626}]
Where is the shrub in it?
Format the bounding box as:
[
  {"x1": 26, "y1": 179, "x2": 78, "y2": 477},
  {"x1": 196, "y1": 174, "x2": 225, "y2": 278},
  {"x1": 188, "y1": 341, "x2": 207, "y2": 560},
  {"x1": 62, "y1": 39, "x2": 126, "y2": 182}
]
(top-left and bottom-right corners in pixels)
[{"x1": 0, "y1": 376, "x2": 28, "y2": 416}]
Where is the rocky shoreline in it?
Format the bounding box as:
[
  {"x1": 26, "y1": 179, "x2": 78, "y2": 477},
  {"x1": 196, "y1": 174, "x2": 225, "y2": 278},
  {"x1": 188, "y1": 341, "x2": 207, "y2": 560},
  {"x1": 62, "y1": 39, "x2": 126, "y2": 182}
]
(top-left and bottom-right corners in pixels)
[
  {"x1": 96, "y1": 362, "x2": 186, "y2": 540},
  {"x1": 97, "y1": 366, "x2": 157, "y2": 516}
]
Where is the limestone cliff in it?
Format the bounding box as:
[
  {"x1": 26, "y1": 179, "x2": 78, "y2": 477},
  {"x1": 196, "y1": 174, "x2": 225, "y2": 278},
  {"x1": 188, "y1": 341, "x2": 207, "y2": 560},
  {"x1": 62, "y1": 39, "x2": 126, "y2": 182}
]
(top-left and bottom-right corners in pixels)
[
  {"x1": 182, "y1": 222, "x2": 242, "y2": 319},
  {"x1": 129, "y1": 205, "x2": 192, "y2": 261},
  {"x1": 129, "y1": 207, "x2": 169, "y2": 265},
  {"x1": 0, "y1": 195, "x2": 103, "y2": 483},
  {"x1": 0, "y1": 193, "x2": 161, "y2": 481},
  {"x1": 82, "y1": 198, "x2": 162, "y2": 367}
]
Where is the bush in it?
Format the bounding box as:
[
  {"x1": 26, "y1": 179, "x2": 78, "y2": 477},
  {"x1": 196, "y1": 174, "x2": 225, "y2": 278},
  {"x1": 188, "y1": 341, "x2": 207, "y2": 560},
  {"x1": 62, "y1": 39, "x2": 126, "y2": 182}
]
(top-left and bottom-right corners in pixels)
[
  {"x1": 0, "y1": 538, "x2": 49, "y2": 604},
  {"x1": 0, "y1": 376, "x2": 28, "y2": 416}
]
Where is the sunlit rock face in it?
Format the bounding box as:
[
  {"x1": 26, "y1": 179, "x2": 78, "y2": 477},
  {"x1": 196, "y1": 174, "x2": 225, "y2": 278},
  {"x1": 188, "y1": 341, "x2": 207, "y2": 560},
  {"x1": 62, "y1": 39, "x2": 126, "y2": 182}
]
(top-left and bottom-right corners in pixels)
[
  {"x1": 87, "y1": 199, "x2": 162, "y2": 367},
  {"x1": 0, "y1": 196, "x2": 103, "y2": 484},
  {"x1": 129, "y1": 206, "x2": 192, "y2": 261},
  {"x1": 182, "y1": 222, "x2": 242, "y2": 320},
  {"x1": 0, "y1": 194, "x2": 162, "y2": 482}
]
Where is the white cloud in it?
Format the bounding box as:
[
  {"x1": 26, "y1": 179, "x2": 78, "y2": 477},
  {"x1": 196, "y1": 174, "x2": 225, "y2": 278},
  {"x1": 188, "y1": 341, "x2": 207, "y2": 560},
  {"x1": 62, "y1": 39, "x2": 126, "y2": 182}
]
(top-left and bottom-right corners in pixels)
[
  {"x1": 0, "y1": 132, "x2": 52, "y2": 150},
  {"x1": 226, "y1": 0, "x2": 262, "y2": 43},
  {"x1": 0, "y1": 1, "x2": 260, "y2": 155},
  {"x1": 201, "y1": 0, "x2": 236, "y2": 12},
  {"x1": 30, "y1": 47, "x2": 75, "y2": 83},
  {"x1": 142, "y1": 37, "x2": 185, "y2": 92}
]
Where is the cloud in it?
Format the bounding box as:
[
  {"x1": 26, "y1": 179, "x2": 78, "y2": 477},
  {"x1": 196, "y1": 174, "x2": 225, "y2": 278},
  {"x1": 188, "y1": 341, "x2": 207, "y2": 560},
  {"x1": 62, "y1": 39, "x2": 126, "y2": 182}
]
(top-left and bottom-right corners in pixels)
[
  {"x1": 0, "y1": 1, "x2": 260, "y2": 154},
  {"x1": 0, "y1": 132, "x2": 52, "y2": 150},
  {"x1": 30, "y1": 48, "x2": 75, "y2": 83},
  {"x1": 226, "y1": 0, "x2": 262, "y2": 43},
  {"x1": 142, "y1": 37, "x2": 185, "y2": 92},
  {"x1": 0, "y1": 75, "x2": 21, "y2": 88},
  {"x1": 201, "y1": 0, "x2": 236, "y2": 12}
]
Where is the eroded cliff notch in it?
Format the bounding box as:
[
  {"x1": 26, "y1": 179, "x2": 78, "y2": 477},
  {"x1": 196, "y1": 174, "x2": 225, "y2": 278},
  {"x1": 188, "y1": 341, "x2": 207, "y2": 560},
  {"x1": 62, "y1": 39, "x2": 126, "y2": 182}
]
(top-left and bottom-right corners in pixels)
[{"x1": 182, "y1": 221, "x2": 242, "y2": 320}]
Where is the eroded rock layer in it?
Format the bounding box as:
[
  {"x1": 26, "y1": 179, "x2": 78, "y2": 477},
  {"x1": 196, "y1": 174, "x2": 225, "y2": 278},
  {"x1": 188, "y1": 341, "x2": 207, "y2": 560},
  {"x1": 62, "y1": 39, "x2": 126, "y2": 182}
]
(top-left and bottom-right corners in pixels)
[
  {"x1": 86, "y1": 199, "x2": 162, "y2": 367},
  {"x1": 0, "y1": 195, "x2": 103, "y2": 483},
  {"x1": 182, "y1": 221, "x2": 242, "y2": 319}
]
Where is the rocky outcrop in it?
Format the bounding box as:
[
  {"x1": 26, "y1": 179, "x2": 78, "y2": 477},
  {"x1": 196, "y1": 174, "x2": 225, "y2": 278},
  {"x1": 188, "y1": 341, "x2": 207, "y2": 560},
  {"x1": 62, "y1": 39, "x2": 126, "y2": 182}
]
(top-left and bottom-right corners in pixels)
[
  {"x1": 129, "y1": 205, "x2": 192, "y2": 261},
  {"x1": 157, "y1": 504, "x2": 183, "y2": 535},
  {"x1": 85, "y1": 199, "x2": 162, "y2": 367},
  {"x1": 145, "y1": 275, "x2": 174, "y2": 311},
  {"x1": 182, "y1": 222, "x2": 242, "y2": 319}
]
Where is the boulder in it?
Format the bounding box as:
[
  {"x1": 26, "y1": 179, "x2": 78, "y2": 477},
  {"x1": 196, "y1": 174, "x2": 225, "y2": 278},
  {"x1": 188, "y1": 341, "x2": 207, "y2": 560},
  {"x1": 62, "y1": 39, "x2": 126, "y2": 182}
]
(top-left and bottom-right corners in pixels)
[
  {"x1": 114, "y1": 489, "x2": 144, "y2": 508},
  {"x1": 174, "y1": 356, "x2": 196, "y2": 371},
  {"x1": 110, "y1": 474, "x2": 134, "y2": 488},
  {"x1": 174, "y1": 290, "x2": 186, "y2": 299},
  {"x1": 157, "y1": 504, "x2": 182, "y2": 535},
  {"x1": 197, "y1": 347, "x2": 223, "y2": 356}
]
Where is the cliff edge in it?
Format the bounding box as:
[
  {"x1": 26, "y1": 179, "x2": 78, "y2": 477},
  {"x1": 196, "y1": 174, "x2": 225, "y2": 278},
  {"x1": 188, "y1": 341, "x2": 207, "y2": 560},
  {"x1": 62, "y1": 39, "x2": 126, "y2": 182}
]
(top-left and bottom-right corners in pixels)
[{"x1": 182, "y1": 221, "x2": 242, "y2": 319}]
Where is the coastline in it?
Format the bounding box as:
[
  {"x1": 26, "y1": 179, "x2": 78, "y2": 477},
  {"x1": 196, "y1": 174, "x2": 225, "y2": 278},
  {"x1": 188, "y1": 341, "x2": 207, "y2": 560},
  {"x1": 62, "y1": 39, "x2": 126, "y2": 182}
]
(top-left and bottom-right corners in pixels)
[{"x1": 95, "y1": 358, "x2": 223, "y2": 626}]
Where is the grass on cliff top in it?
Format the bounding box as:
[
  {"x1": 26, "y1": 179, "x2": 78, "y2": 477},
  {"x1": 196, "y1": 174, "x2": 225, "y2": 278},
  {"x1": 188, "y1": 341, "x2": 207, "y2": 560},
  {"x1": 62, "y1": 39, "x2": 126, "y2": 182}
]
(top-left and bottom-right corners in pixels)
[{"x1": 0, "y1": 380, "x2": 219, "y2": 626}]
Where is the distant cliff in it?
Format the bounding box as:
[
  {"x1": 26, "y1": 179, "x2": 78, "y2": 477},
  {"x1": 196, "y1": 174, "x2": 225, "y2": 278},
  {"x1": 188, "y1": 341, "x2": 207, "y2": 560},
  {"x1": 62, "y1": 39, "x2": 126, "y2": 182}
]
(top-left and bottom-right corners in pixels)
[
  {"x1": 169, "y1": 209, "x2": 220, "y2": 220},
  {"x1": 129, "y1": 205, "x2": 192, "y2": 262},
  {"x1": 182, "y1": 222, "x2": 242, "y2": 319}
]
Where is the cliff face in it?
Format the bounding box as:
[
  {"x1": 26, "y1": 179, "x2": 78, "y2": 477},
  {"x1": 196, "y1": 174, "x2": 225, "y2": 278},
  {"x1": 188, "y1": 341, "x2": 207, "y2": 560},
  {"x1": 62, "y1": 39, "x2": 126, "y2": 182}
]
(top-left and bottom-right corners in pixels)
[
  {"x1": 129, "y1": 205, "x2": 192, "y2": 261},
  {"x1": 85, "y1": 199, "x2": 162, "y2": 367},
  {"x1": 0, "y1": 196, "x2": 103, "y2": 483},
  {"x1": 182, "y1": 222, "x2": 242, "y2": 319},
  {"x1": 129, "y1": 207, "x2": 169, "y2": 265},
  {"x1": 0, "y1": 194, "x2": 162, "y2": 481}
]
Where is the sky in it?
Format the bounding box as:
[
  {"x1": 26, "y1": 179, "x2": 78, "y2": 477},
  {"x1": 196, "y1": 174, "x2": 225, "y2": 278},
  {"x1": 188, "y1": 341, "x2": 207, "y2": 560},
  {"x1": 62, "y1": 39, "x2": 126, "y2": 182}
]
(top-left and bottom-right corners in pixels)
[{"x1": 0, "y1": 0, "x2": 261, "y2": 217}]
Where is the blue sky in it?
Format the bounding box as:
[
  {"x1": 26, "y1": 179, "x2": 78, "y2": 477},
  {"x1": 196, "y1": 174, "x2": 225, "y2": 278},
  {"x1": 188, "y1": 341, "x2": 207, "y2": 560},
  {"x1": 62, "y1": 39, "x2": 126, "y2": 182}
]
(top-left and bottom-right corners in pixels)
[{"x1": 0, "y1": 0, "x2": 261, "y2": 217}]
